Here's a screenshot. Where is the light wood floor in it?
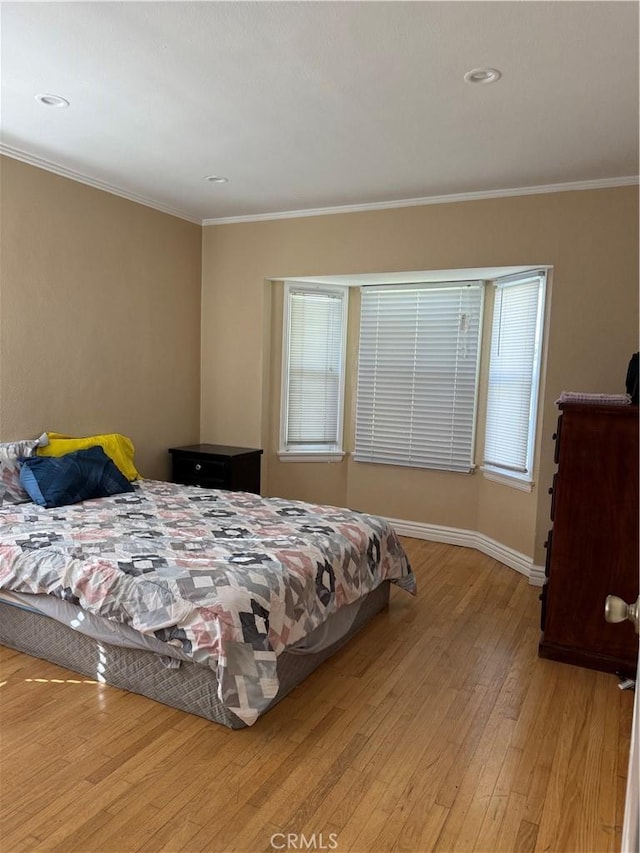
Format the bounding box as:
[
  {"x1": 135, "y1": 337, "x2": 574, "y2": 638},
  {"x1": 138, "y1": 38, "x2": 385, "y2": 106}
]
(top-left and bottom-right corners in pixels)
[{"x1": 0, "y1": 539, "x2": 634, "y2": 853}]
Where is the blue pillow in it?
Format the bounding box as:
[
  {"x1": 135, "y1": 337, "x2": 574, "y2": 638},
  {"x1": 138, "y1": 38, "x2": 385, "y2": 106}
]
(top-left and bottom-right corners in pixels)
[{"x1": 20, "y1": 445, "x2": 135, "y2": 508}]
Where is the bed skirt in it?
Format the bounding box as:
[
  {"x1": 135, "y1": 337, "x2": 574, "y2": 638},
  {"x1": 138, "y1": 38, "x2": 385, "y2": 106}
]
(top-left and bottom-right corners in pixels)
[{"x1": 0, "y1": 581, "x2": 390, "y2": 729}]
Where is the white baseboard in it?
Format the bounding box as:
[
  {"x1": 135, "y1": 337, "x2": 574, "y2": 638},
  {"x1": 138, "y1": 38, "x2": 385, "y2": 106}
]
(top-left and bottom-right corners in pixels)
[
  {"x1": 528, "y1": 564, "x2": 546, "y2": 588},
  {"x1": 385, "y1": 516, "x2": 544, "y2": 586}
]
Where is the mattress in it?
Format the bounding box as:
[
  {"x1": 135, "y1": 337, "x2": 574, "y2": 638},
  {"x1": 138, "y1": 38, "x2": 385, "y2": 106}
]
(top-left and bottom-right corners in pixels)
[
  {"x1": 0, "y1": 581, "x2": 371, "y2": 663},
  {"x1": 0, "y1": 479, "x2": 414, "y2": 725},
  {"x1": 0, "y1": 581, "x2": 391, "y2": 729}
]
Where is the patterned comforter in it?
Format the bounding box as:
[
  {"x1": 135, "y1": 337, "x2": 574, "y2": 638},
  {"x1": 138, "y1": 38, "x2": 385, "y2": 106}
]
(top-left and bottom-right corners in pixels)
[{"x1": 0, "y1": 480, "x2": 415, "y2": 724}]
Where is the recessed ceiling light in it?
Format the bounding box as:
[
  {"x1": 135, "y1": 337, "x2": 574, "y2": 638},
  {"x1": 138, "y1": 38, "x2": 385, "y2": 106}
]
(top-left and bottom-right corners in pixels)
[
  {"x1": 204, "y1": 175, "x2": 229, "y2": 184},
  {"x1": 35, "y1": 93, "x2": 70, "y2": 108},
  {"x1": 464, "y1": 68, "x2": 502, "y2": 85}
]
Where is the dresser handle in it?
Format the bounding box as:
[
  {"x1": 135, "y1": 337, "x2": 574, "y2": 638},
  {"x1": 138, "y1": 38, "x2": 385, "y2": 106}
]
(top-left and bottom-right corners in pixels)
[{"x1": 194, "y1": 463, "x2": 202, "y2": 472}]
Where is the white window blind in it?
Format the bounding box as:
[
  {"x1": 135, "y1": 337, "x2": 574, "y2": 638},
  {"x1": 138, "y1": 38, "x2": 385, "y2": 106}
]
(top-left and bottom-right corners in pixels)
[
  {"x1": 354, "y1": 282, "x2": 483, "y2": 472},
  {"x1": 281, "y1": 284, "x2": 347, "y2": 454},
  {"x1": 483, "y1": 273, "x2": 546, "y2": 478}
]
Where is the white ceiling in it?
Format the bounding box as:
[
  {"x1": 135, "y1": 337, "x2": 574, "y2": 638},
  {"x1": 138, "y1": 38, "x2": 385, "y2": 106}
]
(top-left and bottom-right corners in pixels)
[{"x1": 1, "y1": 1, "x2": 638, "y2": 224}]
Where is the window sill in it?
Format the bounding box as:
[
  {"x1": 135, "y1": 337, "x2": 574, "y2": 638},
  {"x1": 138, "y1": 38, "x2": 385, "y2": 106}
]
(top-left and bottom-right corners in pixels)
[
  {"x1": 481, "y1": 467, "x2": 534, "y2": 492},
  {"x1": 278, "y1": 450, "x2": 346, "y2": 463}
]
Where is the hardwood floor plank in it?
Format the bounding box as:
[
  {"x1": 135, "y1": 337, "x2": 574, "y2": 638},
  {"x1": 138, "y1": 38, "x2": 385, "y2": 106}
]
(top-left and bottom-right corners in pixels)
[
  {"x1": 514, "y1": 817, "x2": 539, "y2": 853},
  {"x1": 395, "y1": 802, "x2": 450, "y2": 853},
  {"x1": 472, "y1": 793, "x2": 510, "y2": 853},
  {"x1": 494, "y1": 791, "x2": 529, "y2": 853},
  {"x1": 533, "y1": 668, "x2": 592, "y2": 852},
  {"x1": 0, "y1": 538, "x2": 633, "y2": 853},
  {"x1": 141, "y1": 817, "x2": 202, "y2": 853},
  {"x1": 342, "y1": 781, "x2": 393, "y2": 853},
  {"x1": 440, "y1": 716, "x2": 517, "y2": 851},
  {"x1": 330, "y1": 778, "x2": 388, "y2": 852}
]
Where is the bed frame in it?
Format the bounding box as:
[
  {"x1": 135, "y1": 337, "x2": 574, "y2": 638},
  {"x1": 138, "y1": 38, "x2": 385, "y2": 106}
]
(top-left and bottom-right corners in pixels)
[{"x1": 0, "y1": 581, "x2": 390, "y2": 728}]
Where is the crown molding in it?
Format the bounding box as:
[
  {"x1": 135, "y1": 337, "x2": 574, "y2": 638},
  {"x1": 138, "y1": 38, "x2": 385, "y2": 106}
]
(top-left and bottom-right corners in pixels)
[
  {"x1": 1, "y1": 143, "x2": 635, "y2": 228},
  {"x1": 0, "y1": 144, "x2": 201, "y2": 225},
  {"x1": 203, "y1": 175, "x2": 639, "y2": 226}
]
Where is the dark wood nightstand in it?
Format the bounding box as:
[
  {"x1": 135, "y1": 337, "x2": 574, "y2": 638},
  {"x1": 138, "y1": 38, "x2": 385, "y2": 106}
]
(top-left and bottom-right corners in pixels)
[{"x1": 168, "y1": 444, "x2": 263, "y2": 494}]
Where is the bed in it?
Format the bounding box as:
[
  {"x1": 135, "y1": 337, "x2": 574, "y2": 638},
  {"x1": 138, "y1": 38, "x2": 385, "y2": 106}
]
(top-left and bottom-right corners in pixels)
[{"x1": 0, "y1": 479, "x2": 415, "y2": 728}]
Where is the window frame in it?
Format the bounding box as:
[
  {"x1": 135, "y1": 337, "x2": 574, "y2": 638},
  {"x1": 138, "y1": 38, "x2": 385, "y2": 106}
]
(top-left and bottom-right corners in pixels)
[
  {"x1": 276, "y1": 268, "x2": 549, "y2": 486},
  {"x1": 481, "y1": 270, "x2": 547, "y2": 490},
  {"x1": 278, "y1": 281, "x2": 349, "y2": 462}
]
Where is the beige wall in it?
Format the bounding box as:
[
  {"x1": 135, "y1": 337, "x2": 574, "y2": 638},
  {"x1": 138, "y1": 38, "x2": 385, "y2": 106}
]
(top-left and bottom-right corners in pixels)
[
  {"x1": 201, "y1": 187, "x2": 639, "y2": 563},
  {"x1": 2, "y1": 158, "x2": 636, "y2": 563},
  {"x1": 0, "y1": 157, "x2": 202, "y2": 479}
]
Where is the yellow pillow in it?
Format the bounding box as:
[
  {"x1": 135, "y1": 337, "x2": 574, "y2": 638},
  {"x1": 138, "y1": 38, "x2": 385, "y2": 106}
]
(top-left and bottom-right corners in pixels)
[{"x1": 37, "y1": 432, "x2": 140, "y2": 481}]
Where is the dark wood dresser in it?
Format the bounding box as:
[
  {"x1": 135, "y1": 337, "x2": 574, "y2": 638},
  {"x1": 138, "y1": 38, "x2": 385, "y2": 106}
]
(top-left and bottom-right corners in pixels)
[
  {"x1": 539, "y1": 403, "x2": 639, "y2": 676},
  {"x1": 168, "y1": 444, "x2": 263, "y2": 494}
]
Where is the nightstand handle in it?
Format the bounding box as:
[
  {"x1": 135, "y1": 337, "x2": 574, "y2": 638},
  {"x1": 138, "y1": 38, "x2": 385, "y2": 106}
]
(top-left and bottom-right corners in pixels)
[{"x1": 194, "y1": 463, "x2": 202, "y2": 472}]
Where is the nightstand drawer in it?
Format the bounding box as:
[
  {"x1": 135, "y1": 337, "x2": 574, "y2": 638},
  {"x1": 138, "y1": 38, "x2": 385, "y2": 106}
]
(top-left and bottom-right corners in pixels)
[
  {"x1": 185, "y1": 478, "x2": 227, "y2": 489},
  {"x1": 172, "y1": 456, "x2": 228, "y2": 483}
]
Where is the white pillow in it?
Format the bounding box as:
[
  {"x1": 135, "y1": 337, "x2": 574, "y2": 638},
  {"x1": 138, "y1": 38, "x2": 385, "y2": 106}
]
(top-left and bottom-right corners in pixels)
[{"x1": 0, "y1": 435, "x2": 47, "y2": 505}]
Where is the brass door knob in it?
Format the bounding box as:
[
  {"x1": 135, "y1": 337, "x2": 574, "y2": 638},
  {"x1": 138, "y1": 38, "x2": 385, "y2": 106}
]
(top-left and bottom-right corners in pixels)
[{"x1": 605, "y1": 595, "x2": 639, "y2": 634}]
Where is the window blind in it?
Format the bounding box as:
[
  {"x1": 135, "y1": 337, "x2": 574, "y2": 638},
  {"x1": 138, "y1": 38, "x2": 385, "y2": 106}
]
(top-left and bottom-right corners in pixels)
[
  {"x1": 483, "y1": 274, "x2": 545, "y2": 476},
  {"x1": 283, "y1": 286, "x2": 346, "y2": 449},
  {"x1": 354, "y1": 282, "x2": 483, "y2": 472}
]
